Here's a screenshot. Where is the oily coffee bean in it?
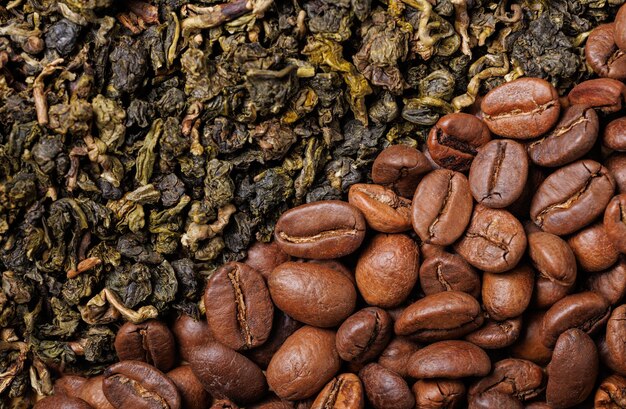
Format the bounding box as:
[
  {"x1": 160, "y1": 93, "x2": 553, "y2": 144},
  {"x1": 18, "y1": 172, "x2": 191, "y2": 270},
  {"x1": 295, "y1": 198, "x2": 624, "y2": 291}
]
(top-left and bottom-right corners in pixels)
[
  {"x1": 510, "y1": 311, "x2": 553, "y2": 366},
  {"x1": 468, "y1": 139, "x2": 528, "y2": 208},
  {"x1": 464, "y1": 317, "x2": 523, "y2": 349},
  {"x1": 77, "y1": 376, "x2": 114, "y2": 409},
  {"x1": 359, "y1": 363, "x2": 414, "y2": 409},
  {"x1": 604, "y1": 117, "x2": 626, "y2": 151},
  {"x1": 615, "y1": 3, "x2": 626, "y2": 50},
  {"x1": 454, "y1": 204, "x2": 527, "y2": 273},
  {"x1": 171, "y1": 314, "x2": 213, "y2": 362},
  {"x1": 103, "y1": 361, "x2": 181, "y2": 409},
  {"x1": 530, "y1": 159, "x2": 615, "y2": 236},
  {"x1": 348, "y1": 184, "x2": 412, "y2": 233},
  {"x1": 418, "y1": 250, "x2": 480, "y2": 298},
  {"x1": 311, "y1": 373, "x2": 364, "y2": 409},
  {"x1": 274, "y1": 201, "x2": 366, "y2": 259},
  {"x1": 34, "y1": 396, "x2": 93, "y2": 409},
  {"x1": 167, "y1": 366, "x2": 211, "y2": 409},
  {"x1": 426, "y1": 112, "x2": 491, "y2": 171},
  {"x1": 605, "y1": 194, "x2": 626, "y2": 253},
  {"x1": 480, "y1": 77, "x2": 560, "y2": 139},
  {"x1": 407, "y1": 340, "x2": 491, "y2": 379},
  {"x1": 527, "y1": 105, "x2": 599, "y2": 167},
  {"x1": 394, "y1": 291, "x2": 483, "y2": 342},
  {"x1": 377, "y1": 337, "x2": 420, "y2": 379},
  {"x1": 420, "y1": 242, "x2": 445, "y2": 258},
  {"x1": 246, "y1": 310, "x2": 302, "y2": 368},
  {"x1": 606, "y1": 153, "x2": 626, "y2": 193},
  {"x1": 586, "y1": 23, "x2": 626, "y2": 80},
  {"x1": 546, "y1": 329, "x2": 599, "y2": 409},
  {"x1": 586, "y1": 257, "x2": 626, "y2": 305},
  {"x1": 371, "y1": 144, "x2": 432, "y2": 198},
  {"x1": 568, "y1": 222, "x2": 619, "y2": 272},
  {"x1": 568, "y1": 78, "x2": 626, "y2": 113},
  {"x1": 605, "y1": 305, "x2": 626, "y2": 375},
  {"x1": 269, "y1": 261, "x2": 356, "y2": 327},
  {"x1": 525, "y1": 404, "x2": 552, "y2": 409},
  {"x1": 469, "y1": 358, "x2": 544, "y2": 401},
  {"x1": 248, "y1": 395, "x2": 293, "y2": 409},
  {"x1": 355, "y1": 233, "x2": 419, "y2": 308},
  {"x1": 541, "y1": 291, "x2": 610, "y2": 348},
  {"x1": 210, "y1": 399, "x2": 239, "y2": 409},
  {"x1": 188, "y1": 341, "x2": 266, "y2": 404},
  {"x1": 244, "y1": 241, "x2": 290, "y2": 280},
  {"x1": 267, "y1": 326, "x2": 341, "y2": 401},
  {"x1": 412, "y1": 380, "x2": 466, "y2": 409},
  {"x1": 482, "y1": 265, "x2": 534, "y2": 321},
  {"x1": 411, "y1": 169, "x2": 473, "y2": 246},
  {"x1": 599, "y1": 335, "x2": 623, "y2": 375},
  {"x1": 114, "y1": 320, "x2": 176, "y2": 372},
  {"x1": 527, "y1": 231, "x2": 576, "y2": 309},
  {"x1": 204, "y1": 262, "x2": 274, "y2": 350},
  {"x1": 54, "y1": 375, "x2": 87, "y2": 397},
  {"x1": 468, "y1": 392, "x2": 523, "y2": 409},
  {"x1": 336, "y1": 307, "x2": 392, "y2": 364},
  {"x1": 508, "y1": 166, "x2": 546, "y2": 219},
  {"x1": 595, "y1": 374, "x2": 626, "y2": 408}
]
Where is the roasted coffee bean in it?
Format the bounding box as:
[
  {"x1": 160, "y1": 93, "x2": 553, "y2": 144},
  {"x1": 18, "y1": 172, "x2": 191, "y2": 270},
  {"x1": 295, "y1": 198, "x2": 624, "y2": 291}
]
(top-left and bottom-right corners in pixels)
[
  {"x1": 595, "y1": 374, "x2": 626, "y2": 409},
  {"x1": 481, "y1": 77, "x2": 560, "y2": 139},
  {"x1": 524, "y1": 403, "x2": 552, "y2": 409},
  {"x1": 348, "y1": 184, "x2": 412, "y2": 233},
  {"x1": 469, "y1": 139, "x2": 528, "y2": 208},
  {"x1": 587, "y1": 257, "x2": 626, "y2": 305},
  {"x1": 586, "y1": 23, "x2": 626, "y2": 80},
  {"x1": 311, "y1": 373, "x2": 364, "y2": 409},
  {"x1": 274, "y1": 201, "x2": 366, "y2": 259},
  {"x1": 34, "y1": 396, "x2": 93, "y2": 409},
  {"x1": 80, "y1": 376, "x2": 115, "y2": 409},
  {"x1": 426, "y1": 112, "x2": 491, "y2": 171},
  {"x1": 412, "y1": 380, "x2": 466, "y2": 409},
  {"x1": 482, "y1": 265, "x2": 534, "y2": 321},
  {"x1": 114, "y1": 320, "x2": 176, "y2": 372},
  {"x1": 248, "y1": 396, "x2": 293, "y2": 409},
  {"x1": 103, "y1": 361, "x2": 181, "y2": 409},
  {"x1": 394, "y1": 291, "x2": 483, "y2": 342},
  {"x1": 568, "y1": 78, "x2": 626, "y2": 113},
  {"x1": 267, "y1": 326, "x2": 340, "y2": 401},
  {"x1": 210, "y1": 399, "x2": 239, "y2": 409},
  {"x1": 604, "y1": 117, "x2": 626, "y2": 151},
  {"x1": 605, "y1": 194, "x2": 626, "y2": 253},
  {"x1": 615, "y1": 3, "x2": 626, "y2": 50},
  {"x1": 599, "y1": 335, "x2": 622, "y2": 375},
  {"x1": 465, "y1": 317, "x2": 522, "y2": 349},
  {"x1": 469, "y1": 359, "x2": 544, "y2": 401},
  {"x1": 377, "y1": 337, "x2": 420, "y2": 379},
  {"x1": 418, "y1": 250, "x2": 481, "y2": 298},
  {"x1": 167, "y1": 366, "x2": 211, "y2": 409},
  {"x1": 171, "y1": 314, "x2": 213, "y2": 362},
  {"x1": 568, "y1": 222, "x2": 619, "y2": 272},
  {"x1": 527, "y1": 231, "x2": 576, "y2": 309},
  {"x1": 407, "y1": 340, "x2": 491, "y2": 379},
  {"x1": 54, "y1": 375, "x2": 87, "y2": 397},
  {"x1": 527, "y1": 105, "x2": 599, "y2": 167},
  {"x1": 371, "y1": 145, "x2": 432, "y2": 198},
  {"x1": 411, "y1": 169, "x2": 473, "y2": 246},
  {"x1": 511, "y1": 311, "x2": 553, "y2": 366},
  {"x1": 468, "y1": 391, "x2": 523, "y2": 409},
  {"x1": 246, "y1": 311, "x2": 302, "y2": 368},
  {"x1": 355, "y1": 233, "x2": 419, "y2": 308},
  {"x1": 546, "y1": 329, "x2": 598, "y2": 409},
  {"x1": 269, "y1": 261, "x2": 356, "y2": 327},
  {"x1": 454, "y1": 205, "x2": 527, "y2": 273},
  {"x1": 204, "y1": 262, "x2": 273, "y2": 350},
  {"x1": 420, "y1": 242, "x2": 445, "y2": 258},
  {"x1": 336, "y1": 307, "x2": 392, "y2": 364},
  {"x1": 244, "y1": 241, "x2": 290, "y2": 280},
  {"x1": 606, "y1": 305, "x2": 626, "y2": 376},
  {"x1": 607, "y1": 153, "x2": 626, "y2": 194},
  {"x1": 541, "y1": 291, "x2": 610, "y2": 348},
  {"x1": 530, "y1": 159, "x2": 615, "y2": 235},
  {"x1": 508, "y1": 166, "x2": 546, "y2": 219},
  {"x1": 359, "y1": 363, "x2": 414, "y2": 409},
  {"x1": 188, "y1": 342, "x2": 266, "y2": 404}
]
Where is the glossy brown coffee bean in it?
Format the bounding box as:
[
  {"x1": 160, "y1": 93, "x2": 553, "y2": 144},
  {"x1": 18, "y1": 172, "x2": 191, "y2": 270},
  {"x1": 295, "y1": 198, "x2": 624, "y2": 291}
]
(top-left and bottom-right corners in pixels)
[
  {"x1": 508, "y1": 166, "x2": 546, "y2": 219},
  {"x1": 595, "y1": 374, "x2": 626, "y2": 409},
  {"x1": 210, "y1": 399, "x2": 239, "y2": 409},
  {"x1": 359, "y1": 363, "x2": 414, "y2": 409},
  {"x1": 426, "y1": 113, "x2": 491, "y2": 171},
  {"x1": 615, "y1": 3, "x2": 626, "y2": 50},
  {"x1": 267, "y1": 326, "x2": 340, "y2": 401},
  {"x1": 167, "y1": 366, "x2": 211, "y2": 409},
  {"x1": 587, "y1": 258, "x2": 626, "y2": 305},
  {"x1": 246, "y1": 311, "x2": 302, "y2": 369},
  {"x1": 468, "y1": 391, "x2": 523, "y2": 409},
  {"x1": 605, "y1": 194, "x2": 626, "y2": 254},
  {"x1": 377, "y1": 337, "x2": 420, "y2": 379},
  {"x1": 541, "y1": 291, "x2": 610, "y2": 349},
  {"x1": 188, "y1": 342, "x2": 266, "y2": 404},
  {"x1": 248, "y1": 396, "x2": 293, "y2": 409},
  {"x1": 469, "y1": 139, "x2": 528, "y2": 208},
  {"x1": 469, "y1": 359, "x2": 544, "y2": 401},
  {"x1": 482, "y1": 265, "x2": 534, "y2": 321},
  {"x1": 419, "y1": 250, "x2": 481, "y2": 298},
  {"x1": 606, "y1": 305, "x2": 626, "y2": 376},
  {"x1": 244, "y1": 241, "x2": 290, "y2": 280},
  {"x1": 336, "y1": 307, "x2": 392, "y2": 364},
  {"x1": 411, "y1": 169, "x2": 473, "y2": 246},
  {"x1": 204, "y1": 262, "x2": 273, "y2": 350},
  {"x1": 54, "y1": 375, "x2": 87, "y2": 397},
  {"x1": 546, "y1": 329, "x2": 598, "y2": 409},
  {"x1": 311, "y1": 373, "x2": 364, "y2": 409},
  {"x1": 64, "y1": 376, "x2": 113, "y2": 409},
  {"x1": 568, "y1": 222, "x2": 619, "y2": 272},
  {"x1": 527, "y1": 105, "x2": 599, "y2": 167},
  {"x1": 171, "y1": 314, "x2": 213, "y2": 362},
  {"x1": 103, "y1": 361, "x2": 181, "y2": 409},
  {"x1": 464, "y1": 317, "x2": 522, "y2": 349},
  {"x1": 530, "y1": 159, "x2": 615, "y2": 236},
  {"x1": 524, "y1": 403, "x2": 552, "y2": 409},
  {"x1": 568, "y1": 78, "x2": 626, "y2": 113},
  {"x1": 394, "y1": 291, "x2": 483, "y2": 342},
  {"x1": 412, "y1": 380, "x2": 466, "y2": 409},
  {"x1": 34, "y1": 396, "x2": 93, "y2": 409},
  {"x1": 607, "y1": 153, "x2": 626, "y2": 194},
  {"x1": 114, "y1": 320, "x2": 176, "y2": 372},
  {"x1": 604, "y1": 117, "x2": 626, "y2": 152},
  {"x1": 481, "y1": 77, "x2": 560, "y2": 139},
  {"x1": 527, "y1": 232, "x2": 576, "y2": 309},
  {"x1": 510, "y1": 311, "x2": 553, "y2": 366},
  {"x1": 348, "y1": 184, "x2": 412, "y2": 233},
  {"x1": 269, "y1": 261, "x2": 356, "y2": 327},
  {"x1": 355, "y1": 234, "x2": 419, "y2": 308},
  {"x1": 308, "y1": 259, "x2": 355, "y2": 284},
  {"x1": 407, "y1": 340, "x2": 491, "y2": 379},
  {"x1": 371, "y1": 145, "x2": 432, "y2": 198},
  {"x1": 454, "y1": 205, "x2": 527, "y2": 273},
  {"x1": 586, "y1": 23, "x2": 626, "y2": 79},
  {"x1": 274, "y1": 201, "x2": 366, "y2": 259}
]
